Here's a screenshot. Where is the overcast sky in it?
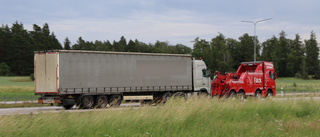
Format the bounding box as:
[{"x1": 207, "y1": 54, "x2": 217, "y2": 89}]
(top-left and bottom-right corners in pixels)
[{"x1": 1, "y1": 0, "x2": 319, "y2": 47}]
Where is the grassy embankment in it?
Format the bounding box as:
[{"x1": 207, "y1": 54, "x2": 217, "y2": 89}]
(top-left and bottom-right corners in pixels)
[
  {"x1": 0, "y1": 98, "x2": 320, "y2": 136},
  {"x1": 276, "y1": 77, "x2": 320, "y2": 93},
  {"x1": 0, "y1": 76, "x2": 35, "y2": 101}
]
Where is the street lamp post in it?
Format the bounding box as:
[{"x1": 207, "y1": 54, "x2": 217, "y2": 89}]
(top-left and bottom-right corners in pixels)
[{"x1": 241, "y1": 18, "x2": 272, "y2": 62}]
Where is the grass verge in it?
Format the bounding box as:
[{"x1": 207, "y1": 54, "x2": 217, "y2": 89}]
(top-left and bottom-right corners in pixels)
[
  {"x1": 0, "y1": 103, "x2": 50, "y2": 108},
  {"x1": 276, "y1": 77, "x2": 320, "y2": 92},
  {"x1": 0, "y1": 97, "x2": 319, "y2": 136}
]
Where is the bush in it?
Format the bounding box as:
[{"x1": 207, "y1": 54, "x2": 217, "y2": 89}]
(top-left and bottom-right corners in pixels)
[
  {"x1": 295, "y1": 72, "x2": 302, "y2": 79},
  {"x1": 0, "y1": 62, "x2": 11, "y2": 76},
  {"x1": 293, "y1": 82, "x2": 297, "y2": 87},
  {"x1": 313, "y1": 73, "x2": 320, "y2": 79},
  {"x1": 30, "y1": 74, "x2": 35, "y2": 81}
]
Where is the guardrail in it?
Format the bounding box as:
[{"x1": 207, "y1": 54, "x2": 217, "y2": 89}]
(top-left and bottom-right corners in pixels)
[
  {"x1": 277, "y1": 88, "x2": 320, "y2": 97},
  {"x1": 0, "y1": 95, "x2": 39, "y2": 105}
]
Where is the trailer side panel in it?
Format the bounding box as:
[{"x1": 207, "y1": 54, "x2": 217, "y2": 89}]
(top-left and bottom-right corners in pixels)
[{"x1": 58, "y1": 51, "x2": 193, "y2": 94}]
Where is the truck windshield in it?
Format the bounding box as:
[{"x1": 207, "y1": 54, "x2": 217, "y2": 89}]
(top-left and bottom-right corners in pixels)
[{"x1": 202, "y1": 69, "x2": 210, "y2": 77}]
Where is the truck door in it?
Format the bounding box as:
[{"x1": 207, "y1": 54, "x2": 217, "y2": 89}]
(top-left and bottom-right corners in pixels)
[
  {"x1": 193, "y1": 60, "x2": 211, "y2": 94},
  {"x1": 202, "y1": 68, "x2": 211, "y2": 93},
  {"x1": 266, "y1": 70, "x2": 276, "y2": 88}
]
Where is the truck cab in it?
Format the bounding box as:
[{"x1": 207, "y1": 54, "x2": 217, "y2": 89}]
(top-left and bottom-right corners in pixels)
[
  {"x1": 211, "y1": 61, "x2": 276, "y2": 97},
  {"x1": 193, "y1": 59, "x2": 211, "y2": 94}
]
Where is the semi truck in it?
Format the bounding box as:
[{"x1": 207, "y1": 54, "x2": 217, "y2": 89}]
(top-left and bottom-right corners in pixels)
[
  {"x1": 34, "y1": 50, "x2": 211, "y2": 109},
  {"x1": 211, "y1": 61, "x2": 276, "y2": 98}
]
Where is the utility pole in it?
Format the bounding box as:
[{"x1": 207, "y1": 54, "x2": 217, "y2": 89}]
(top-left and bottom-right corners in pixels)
[{"x1": 241, "y1": 18, "x2": 272, "y2": 62}]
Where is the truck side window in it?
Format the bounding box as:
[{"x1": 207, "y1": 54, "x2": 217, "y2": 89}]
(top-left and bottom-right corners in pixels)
[
  {"x1": 202, "y1": 69, "x2": 210, "y2": 77},
  {"x1": 269, "y1": 71, "x2": 274, "y2": 79}
]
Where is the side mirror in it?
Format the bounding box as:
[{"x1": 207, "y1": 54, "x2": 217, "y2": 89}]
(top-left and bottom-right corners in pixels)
[{"x1": 274, "y1": 72, "x2": 277, "y2": 79}]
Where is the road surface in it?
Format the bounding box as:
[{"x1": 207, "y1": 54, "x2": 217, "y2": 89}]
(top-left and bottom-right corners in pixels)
[{"x1": 0, "y1": 103, "x2": 140, "y2": 115}]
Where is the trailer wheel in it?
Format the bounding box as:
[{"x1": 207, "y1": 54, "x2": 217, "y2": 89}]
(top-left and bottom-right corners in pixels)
[
  {"x1": 173, "y1": 92, "x2": 187, "y2": 100},
  {"x1": 62, "y1": 104, "x2": 73, "y2": 109},
  {"x1": 140, "y1": 100, "x2": 152, "y2": 106},
  {"x1": 94, "y1": 96, "x2": 108, "y2": 108},
  {"x1": 162, "y1": 92, "x2": 172, "y2": 103},
  {"x1": 62, "y1": 98, "x2": 75, "y2": 110},
  {"x1": 81, "y1": 96, "x2": 94, "y2": 109},
  {"x1": 109, "y1": 95, "x2": 122, "y2": 107}
]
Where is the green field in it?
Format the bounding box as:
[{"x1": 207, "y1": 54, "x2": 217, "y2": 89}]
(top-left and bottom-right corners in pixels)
[
  {"x1": 0, "y1": 98, "x2": 319, "y2": 136},
  {"x1": 0, "y1": 76, "x2": 35, "y2": 101},
  {"x1": 276, "y1": 78, "x2": 320, "y2": 92}
]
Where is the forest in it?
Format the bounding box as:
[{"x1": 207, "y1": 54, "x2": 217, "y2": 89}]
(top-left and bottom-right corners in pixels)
[{"x1": 0, "y1": 22, "x2": 319, "y2": 79}]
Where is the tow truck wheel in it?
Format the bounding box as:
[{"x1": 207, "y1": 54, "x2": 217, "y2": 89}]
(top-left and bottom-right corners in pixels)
[
  {"x1": 255, "y1": 90, "x2": 262, "y2": 99},
  {"x1": 266, "y1": 90, "x2": 273, "y2": 99},
  {"x1": 237, "y1": 91, "x2": 246, "y2": 100},
  {"x1": 94, "y1": 96, "x2": 108, "y2": 108},
  {"x1": 229, "y1": 91, "x2": 236, "y2": 99},
  {"x1": 81, "y1": 96, "x2": 94, "y2": 109}
]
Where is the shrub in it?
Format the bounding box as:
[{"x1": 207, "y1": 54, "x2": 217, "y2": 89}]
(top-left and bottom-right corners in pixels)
[
  {"x1": 30, "y1": 74, "x2": 35, "y2": 81},
  {"x1": 0, "y1": 62, "x2": 11, "y2": 76}
]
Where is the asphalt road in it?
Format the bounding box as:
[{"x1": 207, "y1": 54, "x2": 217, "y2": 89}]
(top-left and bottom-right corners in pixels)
[{"x1": 0, "y1": 103, "x2": 140, "y2": 115}]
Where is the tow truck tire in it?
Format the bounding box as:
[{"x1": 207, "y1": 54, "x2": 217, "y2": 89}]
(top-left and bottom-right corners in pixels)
[
  {"x1": 237, "y1": 90, "x2": 246, "y2": 100},
  {"x1": 81, "y1": 96, "x2": 94, "y2": 109},
  {"x1": 229, "y1": 91, "x2": 236, "y2": 99},
  {"x1": 266, "y1": 90, "x2": 273, "y2": 98},
  {"x1": 255, "y1": 90, "x2": 262, "y2": 99}
]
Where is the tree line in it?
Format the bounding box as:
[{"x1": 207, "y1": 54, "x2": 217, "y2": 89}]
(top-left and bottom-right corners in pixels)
[
  {"x1": 0, "y1": 22, "x2": 319, "y2": 79},
  {"x1": 192, "y1": 32, "x2": 319, "y2": 79}
]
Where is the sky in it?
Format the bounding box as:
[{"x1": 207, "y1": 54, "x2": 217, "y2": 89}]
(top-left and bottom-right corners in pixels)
[{"x1": 1, "y1": 0, "x2": 319, "y2": 48}]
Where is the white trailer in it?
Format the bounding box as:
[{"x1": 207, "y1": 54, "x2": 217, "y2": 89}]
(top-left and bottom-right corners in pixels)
[{"x1": 34, "y1": 50, "x2": 211, "y2": 109}]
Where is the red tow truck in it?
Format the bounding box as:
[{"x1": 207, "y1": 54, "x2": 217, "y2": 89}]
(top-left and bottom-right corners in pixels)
[{"x1": 211, "y1": 61, "x2": 276, "y2": 98}]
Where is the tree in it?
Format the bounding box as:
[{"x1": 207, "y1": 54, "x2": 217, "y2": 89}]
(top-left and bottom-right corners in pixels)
[
  {"x1": 9, "y1": 22, "x2": 34, "y2": 75},
  {"x1": 238, "y1": 33, "x2": 257, "y2": 62},
  {"x1": 192, "y1": 37, "x2": 210, "y2": 60},
  {"x1": 118, "y1": 36, "x2": 126, "y2": 52},
  {"x1": 288, "y1": 34, "x2": 304, "y2": 77},
  {"x1": 305, "y1": 31, "x2": 319, "y2": 78},
  {"x1": 64, "y1": 37, "x2": 71, "y2": 50},
  {"x1": 0, "y1": 62, "x2": 11, "y2": 76},
  {"x1": 226, "y1": 38, "x2": 241, "y2": 70},
  {"x1": 126, "y1": 39, "x2": 136, "y2": 52}
]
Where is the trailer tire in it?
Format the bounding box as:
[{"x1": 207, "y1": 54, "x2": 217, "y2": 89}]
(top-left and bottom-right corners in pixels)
[
  {"x1": 162, "y1": 92, "x2": 172, "y2": 104},
  {"x1": 62, "y1": 98, "x2": 75, "y2": 110},
  {"x1": 173, "y1": 92, "x2": 187, "y2": 100},
  {"x1": 94, "y1": 96, "x2": 108, "y2": 108},
  {"x1": 81, "y1": 96, "x2": 94, "y2": 109},
  {"x1": 109, "y1": 95, "x2": 122, "y2": 107},
  {"x1": 62, "y1": 104, "x2": 73, "y2": 109}
]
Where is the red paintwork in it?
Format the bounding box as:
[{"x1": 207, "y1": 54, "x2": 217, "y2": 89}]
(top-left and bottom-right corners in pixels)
[{"x1": 211, "y1": 61, "x2": 276, "y2": 97}]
